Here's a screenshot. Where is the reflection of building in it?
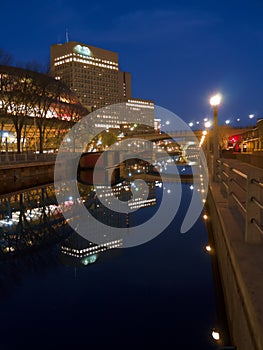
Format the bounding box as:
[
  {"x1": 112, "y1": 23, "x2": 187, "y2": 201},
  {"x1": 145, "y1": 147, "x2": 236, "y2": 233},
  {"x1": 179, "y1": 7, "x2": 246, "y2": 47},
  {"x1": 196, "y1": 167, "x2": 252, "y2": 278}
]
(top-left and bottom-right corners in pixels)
[
  {"x1": 0, "y1": 185, "x2": 69, "y2": 255},
  {"x1": 90, "y1": 180, "x2": 157, "y2": 211},
  {"x1": 60, "y1": 232, "x2": 123, "y2": 267}
]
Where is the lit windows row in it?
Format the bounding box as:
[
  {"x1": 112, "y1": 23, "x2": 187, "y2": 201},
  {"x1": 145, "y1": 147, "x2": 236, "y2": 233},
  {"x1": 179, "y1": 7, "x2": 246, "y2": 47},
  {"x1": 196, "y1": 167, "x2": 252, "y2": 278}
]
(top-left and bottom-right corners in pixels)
[
  {"x1": 95, "y1": 123, "x2": 121, "y2": 129},
  {"x1": 126, "y1": 102, "x2": 154, "y2": 110},
  {"x1": 128, "y1": 99, "x2": 154, "y2": 106},
  {"x1": 54, "y1": 53, "x2": 118, "y2": 66},
  {"x1": 61, "y1": 239, "x2": 122, "y2": 255},
  {"x1": 129, "y1": 198, "x2": 156, "y2": 207},
  {"x1": 54, "y1": 57, "x2": 119, "y2": 70}
]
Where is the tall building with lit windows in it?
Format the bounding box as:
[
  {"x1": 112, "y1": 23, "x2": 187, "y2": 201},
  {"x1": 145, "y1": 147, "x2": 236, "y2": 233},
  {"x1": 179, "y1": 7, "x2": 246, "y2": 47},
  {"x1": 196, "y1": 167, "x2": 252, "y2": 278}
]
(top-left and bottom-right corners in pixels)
[
  {"x1": 50, "y1": 41, "x2": 132, "y2": 111},
  {"x1": 50, "y1": 41, "x2": 155, "y2": 129}
]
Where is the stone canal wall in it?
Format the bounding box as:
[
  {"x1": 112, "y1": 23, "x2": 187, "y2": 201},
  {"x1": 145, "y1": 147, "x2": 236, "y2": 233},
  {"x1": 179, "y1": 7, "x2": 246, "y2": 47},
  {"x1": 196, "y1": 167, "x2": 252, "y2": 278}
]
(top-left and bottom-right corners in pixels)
[
  {"x1": 0, "y1": 162, "x2": 55, "y2": 195},
  {"x1": 207, "y1": 182, "x2": 263, "y2": 350}
]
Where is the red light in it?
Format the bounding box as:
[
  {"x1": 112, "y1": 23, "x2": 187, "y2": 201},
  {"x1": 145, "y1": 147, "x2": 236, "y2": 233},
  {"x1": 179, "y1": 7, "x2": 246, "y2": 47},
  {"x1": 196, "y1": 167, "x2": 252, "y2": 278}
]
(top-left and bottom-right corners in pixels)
[{"x1": 229, "y1": 135, "x2": 240, "y2": 143}]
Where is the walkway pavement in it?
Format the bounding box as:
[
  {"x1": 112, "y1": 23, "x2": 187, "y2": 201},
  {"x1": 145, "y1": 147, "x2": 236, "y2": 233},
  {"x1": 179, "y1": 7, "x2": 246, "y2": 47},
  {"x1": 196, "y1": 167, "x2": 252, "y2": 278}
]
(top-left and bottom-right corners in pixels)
[{"x1": 209, "y1": 160, "x2": 263, "y2": 350}]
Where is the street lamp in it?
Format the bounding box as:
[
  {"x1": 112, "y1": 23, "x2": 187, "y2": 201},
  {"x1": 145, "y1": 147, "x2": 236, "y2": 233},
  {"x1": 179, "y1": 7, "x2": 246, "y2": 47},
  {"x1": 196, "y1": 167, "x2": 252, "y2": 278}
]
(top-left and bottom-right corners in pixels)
[
  {"x1": 210, "y1": 93, "x2": 222, "y2": 181},
  {"x1": 204, "y1": 120, "x2": 212, "y2": 128}
]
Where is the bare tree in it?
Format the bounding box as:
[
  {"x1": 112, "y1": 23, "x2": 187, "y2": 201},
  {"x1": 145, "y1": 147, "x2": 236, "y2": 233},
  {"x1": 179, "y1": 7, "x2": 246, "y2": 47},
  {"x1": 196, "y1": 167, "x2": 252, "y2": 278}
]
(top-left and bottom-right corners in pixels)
[{"x1": 0, "y1": 65, "x2": 87, "y2": 153}]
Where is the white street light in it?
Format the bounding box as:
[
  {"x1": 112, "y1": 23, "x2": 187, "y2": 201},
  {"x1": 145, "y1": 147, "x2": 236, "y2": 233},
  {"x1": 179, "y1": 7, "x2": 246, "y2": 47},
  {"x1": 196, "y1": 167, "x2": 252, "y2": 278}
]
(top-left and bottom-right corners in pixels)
[
  {"x1": 205, "y1": 245, "x2": 212, "y2": 253},
  {"x1": 225, "y1": 119, "x2": 230, "y2": 125},
  {"x1": 204, "y1": 120, "x2": 212, "y2": 128},
  {"x1": 210, "y1": 93, "x2": 222, "y2": 107},
  {"x1": 249, "y1": 114, "x2": 254, "y2": 119},
  {"x1": 212, "y1": 329, "x2": 220, "y2": 341},
  {"x1": 209, "y1": 93, "x2": 222, "y2": 182},
  {"x1": 189, "y1": 122, "x2": 194, "y2": 127}
]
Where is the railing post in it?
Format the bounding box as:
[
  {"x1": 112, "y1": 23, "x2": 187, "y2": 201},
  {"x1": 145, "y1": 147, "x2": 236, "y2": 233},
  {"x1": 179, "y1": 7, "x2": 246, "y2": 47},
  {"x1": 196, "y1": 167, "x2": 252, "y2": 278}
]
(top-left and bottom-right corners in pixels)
[
  {"x1": 245, "y1": 168, "x2": 262, "y2": 243},
  {"x1": 217, "y1": 159, "x2": 224, "y2": 191},
  {"x1": 227, "y1": 165, "x2": 235, "y2": 209}
]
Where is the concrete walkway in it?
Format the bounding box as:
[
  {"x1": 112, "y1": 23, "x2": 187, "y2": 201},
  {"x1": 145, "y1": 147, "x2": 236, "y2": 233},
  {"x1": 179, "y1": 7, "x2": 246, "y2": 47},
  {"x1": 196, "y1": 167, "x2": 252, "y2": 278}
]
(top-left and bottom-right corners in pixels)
[{"x1": 208, "y1": 161, "x2": 263, "y2": 350}]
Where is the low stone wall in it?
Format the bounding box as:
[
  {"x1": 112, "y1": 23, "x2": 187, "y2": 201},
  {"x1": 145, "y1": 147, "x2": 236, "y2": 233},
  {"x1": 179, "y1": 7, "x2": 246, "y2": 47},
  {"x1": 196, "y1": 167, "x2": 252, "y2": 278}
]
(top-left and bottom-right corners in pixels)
[
  {"x1": 207, "y1": 184, "x2": 263, "y2": 350},
  {"x1": 0, "y1": 162, "x2": 55, "y2": 195},
  {"x1": 236, "y1": 152, "x2": 263, "y2": 169}
]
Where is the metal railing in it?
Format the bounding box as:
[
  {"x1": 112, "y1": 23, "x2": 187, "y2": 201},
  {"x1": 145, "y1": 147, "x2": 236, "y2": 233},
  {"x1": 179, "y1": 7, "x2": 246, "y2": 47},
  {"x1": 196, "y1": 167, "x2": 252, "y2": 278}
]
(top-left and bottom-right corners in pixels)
[
  {"x1": 215, "y1": 158, "x2": 263, "y2": 243},
  {"x1": 0, "y1": 153, "x2": 57, "y2": 165}
]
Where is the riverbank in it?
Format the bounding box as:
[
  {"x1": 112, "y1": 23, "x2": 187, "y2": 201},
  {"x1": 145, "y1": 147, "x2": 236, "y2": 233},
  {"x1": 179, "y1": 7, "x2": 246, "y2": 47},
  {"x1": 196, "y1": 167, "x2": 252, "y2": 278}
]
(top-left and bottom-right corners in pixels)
[{"x1": 0, "y1": 161, "x2": 55, "y2": 195}]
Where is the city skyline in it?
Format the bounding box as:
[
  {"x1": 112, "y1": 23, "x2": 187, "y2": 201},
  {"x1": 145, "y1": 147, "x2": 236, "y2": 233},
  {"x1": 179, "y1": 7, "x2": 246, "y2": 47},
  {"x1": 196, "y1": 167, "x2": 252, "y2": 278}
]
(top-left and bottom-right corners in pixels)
[{"x1": 1, "y1": 0, "x2": 263, "y2": 126}]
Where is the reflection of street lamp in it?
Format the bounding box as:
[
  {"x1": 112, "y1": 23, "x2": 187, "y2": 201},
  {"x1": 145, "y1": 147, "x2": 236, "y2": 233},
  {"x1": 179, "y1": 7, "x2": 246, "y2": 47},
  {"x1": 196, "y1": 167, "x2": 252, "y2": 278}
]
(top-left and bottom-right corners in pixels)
[{"x1": 210, "y1": 93, "x2": 222, "y2": 181}]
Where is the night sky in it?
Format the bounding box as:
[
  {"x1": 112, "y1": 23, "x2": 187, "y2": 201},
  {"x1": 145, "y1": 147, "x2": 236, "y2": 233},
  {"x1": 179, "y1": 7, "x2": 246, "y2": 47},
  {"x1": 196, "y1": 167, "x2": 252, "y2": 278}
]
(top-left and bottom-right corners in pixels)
[{"x1": 1, "y1": 0, "x2": 263, "y2": 126}]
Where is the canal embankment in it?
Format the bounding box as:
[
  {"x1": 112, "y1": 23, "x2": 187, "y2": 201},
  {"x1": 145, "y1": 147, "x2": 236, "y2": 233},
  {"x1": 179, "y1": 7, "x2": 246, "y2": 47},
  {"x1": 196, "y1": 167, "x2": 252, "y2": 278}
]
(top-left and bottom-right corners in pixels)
[
  {"x1": 0, "y1": 161, "x2": 55, "y2": 195},
  {"x1": 207, "y1": 159, "x2": 263, "y2": 350}
]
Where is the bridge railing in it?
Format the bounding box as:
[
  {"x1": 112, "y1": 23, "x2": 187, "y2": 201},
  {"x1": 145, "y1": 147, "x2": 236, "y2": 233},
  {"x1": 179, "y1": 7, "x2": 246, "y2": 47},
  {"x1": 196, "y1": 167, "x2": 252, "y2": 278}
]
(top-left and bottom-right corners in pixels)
[
  {"x1": 0, "y1": 153, "x2": 57, "y2": 165},
  {"x1": 215, "y1": 158, "x2": 263, "y2": 243}
]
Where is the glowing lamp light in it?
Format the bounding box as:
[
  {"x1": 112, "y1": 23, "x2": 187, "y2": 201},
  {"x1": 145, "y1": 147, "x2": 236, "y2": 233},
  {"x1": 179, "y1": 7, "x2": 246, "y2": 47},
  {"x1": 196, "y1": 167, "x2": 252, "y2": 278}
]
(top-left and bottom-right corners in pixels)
[
  {"x1": 205, "y1": 245, "x2": 212, "y2": 252},
  {"x1": 189, "y1": 122, "x2": 194, "y2": 127},
  {"x1": 202, "y1": 130, "x2": 208, "y2": 135},
  {"x1": 205, "y1": 121, "x2": 212, "y2": 128},
  {"x1": 225, "y1": 119, "x2": 230, "y2": 125},
  {"x1": 249, "y1": 114, "x2": 254, "y2": 119},
  {"x1": 165, "y1": 120, "x2": 170, "y2": 125},
  {"x1": 210, "y1": 94, "x2": 222, "y2": 107},
  {"x1": 203, "y1": 214, "x2": 208, "y2": 220},
  {"x1": 212, "y1": 329, "x2": 220, "y2": 341}
]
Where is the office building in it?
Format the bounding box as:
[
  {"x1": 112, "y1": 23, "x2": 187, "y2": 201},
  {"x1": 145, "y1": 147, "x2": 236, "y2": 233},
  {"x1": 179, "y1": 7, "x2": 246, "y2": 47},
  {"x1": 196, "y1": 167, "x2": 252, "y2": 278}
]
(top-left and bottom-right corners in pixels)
[
  {"x1": 50, "y1": 41, "x2": 132, "y2": 111},
  {"x1": 50, "y1": 41, "x2": 154, "y2": 128}
]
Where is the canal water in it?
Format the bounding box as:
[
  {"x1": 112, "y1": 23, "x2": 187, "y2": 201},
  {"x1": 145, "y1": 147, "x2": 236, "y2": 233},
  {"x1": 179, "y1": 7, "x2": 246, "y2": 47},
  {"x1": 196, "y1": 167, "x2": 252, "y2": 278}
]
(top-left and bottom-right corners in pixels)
[{"x1": 0, "y1": 181, "x2": 222, "y2": 350}]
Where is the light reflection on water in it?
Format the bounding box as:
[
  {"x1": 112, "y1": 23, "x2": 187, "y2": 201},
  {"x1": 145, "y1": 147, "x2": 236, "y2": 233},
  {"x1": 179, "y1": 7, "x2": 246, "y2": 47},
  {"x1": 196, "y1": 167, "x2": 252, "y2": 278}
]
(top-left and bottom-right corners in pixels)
[{"x1": 0, "y1": 181, "x2": 220, "y2": 350}]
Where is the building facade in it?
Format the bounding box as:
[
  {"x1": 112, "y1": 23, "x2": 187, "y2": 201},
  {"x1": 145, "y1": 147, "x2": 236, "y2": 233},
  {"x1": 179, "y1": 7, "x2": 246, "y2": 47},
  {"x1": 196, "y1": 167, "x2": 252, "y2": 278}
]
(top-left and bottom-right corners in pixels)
[
  {"x1": 50, "y1": 41, "x2": 155, "y2": 129},
  {"x1": 50, "y1": 41, "x2": 132, "y2": 111}
]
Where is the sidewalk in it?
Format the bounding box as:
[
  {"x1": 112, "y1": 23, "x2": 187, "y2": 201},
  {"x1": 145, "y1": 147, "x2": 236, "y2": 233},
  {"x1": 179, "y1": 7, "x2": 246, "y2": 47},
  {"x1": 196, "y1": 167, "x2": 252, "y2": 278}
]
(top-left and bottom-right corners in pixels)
[{"x1": 208, "y1": 165, "x2": 263, "y2": 350}]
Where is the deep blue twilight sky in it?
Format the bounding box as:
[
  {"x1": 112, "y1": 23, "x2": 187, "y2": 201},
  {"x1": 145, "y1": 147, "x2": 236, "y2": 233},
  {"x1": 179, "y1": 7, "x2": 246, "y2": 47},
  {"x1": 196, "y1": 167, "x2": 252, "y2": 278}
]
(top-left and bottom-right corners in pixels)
[{"x1": 1, "y1": 0, "x2": 263, "y2": 126}]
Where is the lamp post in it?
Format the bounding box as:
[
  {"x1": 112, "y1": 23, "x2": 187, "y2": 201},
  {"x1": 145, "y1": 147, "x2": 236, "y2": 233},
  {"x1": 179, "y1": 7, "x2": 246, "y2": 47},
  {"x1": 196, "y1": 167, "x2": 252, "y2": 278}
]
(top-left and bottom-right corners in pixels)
[{"x1": 209, "y1": 94, "x2": 222, "y2": 181}]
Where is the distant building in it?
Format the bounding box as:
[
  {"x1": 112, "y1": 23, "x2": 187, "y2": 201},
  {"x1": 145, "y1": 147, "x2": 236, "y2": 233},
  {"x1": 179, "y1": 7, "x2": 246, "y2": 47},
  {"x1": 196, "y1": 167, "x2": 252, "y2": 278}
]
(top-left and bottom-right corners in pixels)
[
  {"x1": 50, "y1": 41, "x2": 154, "y2": 128},
  {"x1": 50, "y1": 41, "x2": 131, "y2": 111}
]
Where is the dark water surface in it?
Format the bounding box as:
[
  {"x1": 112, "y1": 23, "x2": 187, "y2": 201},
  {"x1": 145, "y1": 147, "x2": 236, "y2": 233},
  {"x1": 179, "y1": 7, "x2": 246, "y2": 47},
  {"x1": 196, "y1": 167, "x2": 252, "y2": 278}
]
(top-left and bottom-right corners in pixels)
[{"x1": 0, "y1": 183, "x2": 220, "y2": 350}]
